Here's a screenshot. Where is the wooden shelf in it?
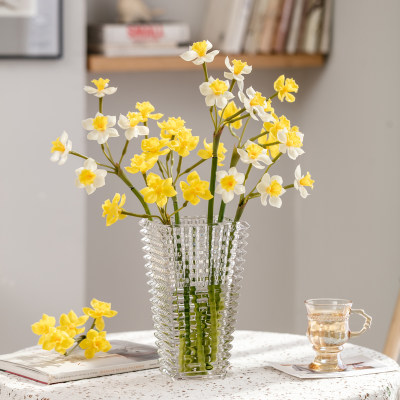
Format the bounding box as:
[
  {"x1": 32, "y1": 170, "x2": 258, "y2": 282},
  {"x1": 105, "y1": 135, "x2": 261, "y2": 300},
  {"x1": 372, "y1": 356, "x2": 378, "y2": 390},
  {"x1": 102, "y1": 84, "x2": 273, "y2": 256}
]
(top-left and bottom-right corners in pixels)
[{"x1": 87, "y1": 53, "x2": 325, "y2": 73}]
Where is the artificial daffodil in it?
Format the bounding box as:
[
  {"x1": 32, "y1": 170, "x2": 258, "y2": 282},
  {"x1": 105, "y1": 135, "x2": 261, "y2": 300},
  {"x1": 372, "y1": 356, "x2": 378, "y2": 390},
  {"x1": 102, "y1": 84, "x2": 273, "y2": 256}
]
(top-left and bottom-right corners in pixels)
[
  {"x1": 83, "y1": 299, "x2": 118, "y2": 331},
  {"x1": 102, "y1": 193, "x2": 128, "y2": 226},
  {"x1": 197, "y1": 139, "x2": 227, "y2": 166},
  {"x1": 180, "y1": 171, "x2": 213, "y2": 205},
  {"x1": 158, "y1": 117, "x2": 186, "y2": 139},
  {"x1": 224, "y1": 57, "x2": 252, "y2": 91},
  {"x1": 218, "y1": 101, "x2": 243, "y2": 130},
  {"x1": 180, "y1": 40, "x2": 219, "y2": 65},
  {"x1": 167, "y1": 128, "x2": 199, "y2": 157},
  {"x1": 82, "y1": 112, "x2": 119, "y2": 145},
  {"x1": 118, "y1": 112, "x2": 149, "y2": 140},
  {"x1": 199, "y1": 77, "x2": 234, "y2": 109},
  {"x1": 125, "y1": 153, "x2": 157, "y2": 174},
  {"x1": 75, "y1": 158, "x2": 107, "y2": 195},
  {"x1": 215, "y1": 167, "x2": 245, "y2": 203},
  {"x1": 58, "y1": 310, "x2": 89, "y2": 338},
  {"x1": 135, "y1": 101, "x2": 163, "y2": 122},
  {"x1": 294, "y1": 165, "x2": 315, "y2": 198},
  {"x1": 237, "y1": 140, "x2": 272, "y2": 169},
  {"x1": 238, "y1": 87, "x2": 274, "y2": 122},
  {"x1": 79, "y1": 329, "x2": 112, "y2": 359},
  {"x1": 256, "y1": 173, "x2": 286, "y2": 208},
  {"x1": 278, "y1": 125, "x2": 305, "y2": 160},
  {"x1": 140, "y1": 173, "x2": 177, "y2": 207},
  {"x1": 50, "y1": 131, "x2": 72, "y2": 166},
  {"x1": 274, "y1": 75, "x2": 299, "y2": 102},
  {"x1": 84, "y1": 78, "x2": 117, "y2": 98}
]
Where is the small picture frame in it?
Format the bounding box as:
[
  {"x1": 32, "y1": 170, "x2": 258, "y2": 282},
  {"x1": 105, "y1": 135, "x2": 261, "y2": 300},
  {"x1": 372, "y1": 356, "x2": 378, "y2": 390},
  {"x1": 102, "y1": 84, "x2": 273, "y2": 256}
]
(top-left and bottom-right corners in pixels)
[{"x1": 0, "y1": 0, "x2": 62, "y2": 59}]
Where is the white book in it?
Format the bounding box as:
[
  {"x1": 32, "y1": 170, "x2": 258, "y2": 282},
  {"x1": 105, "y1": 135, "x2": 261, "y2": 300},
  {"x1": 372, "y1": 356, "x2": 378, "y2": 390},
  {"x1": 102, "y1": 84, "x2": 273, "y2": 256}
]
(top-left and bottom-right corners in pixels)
[
  {"x1": 286, "y1": 0, "x2": 305, "y2": 54},
  {"x1": 222, "y1": 0, "x2": 255, "y2": 54},
  {"x1": 90, "y1": 43, "x2": 188, "y2": 58},
  {"x1": 244, "y1": 0, "x2": 270, "y2": 54},
  {"x1": 0, "y1": 340, "x2": 158, "y2": 384},
  {"x1": 319, "y1": 0, "x2": 333, "y2": 54},
  {"x1": 88, "y1": 23, "x2": 190, "y2": 46},
  {"x1": 300, "y1": 0, "x2": 324, "y2": 54}
]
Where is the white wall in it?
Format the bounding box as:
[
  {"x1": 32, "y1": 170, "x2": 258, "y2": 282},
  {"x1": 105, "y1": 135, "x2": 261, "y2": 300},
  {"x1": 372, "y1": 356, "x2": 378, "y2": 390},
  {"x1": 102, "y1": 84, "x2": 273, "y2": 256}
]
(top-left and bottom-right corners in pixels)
[
  {"x1": 291, "y1": 0, "x2": 400, "y2": 351},
  {"x1": 0, "y1": 1, "x2": 87, "y2": 353}
]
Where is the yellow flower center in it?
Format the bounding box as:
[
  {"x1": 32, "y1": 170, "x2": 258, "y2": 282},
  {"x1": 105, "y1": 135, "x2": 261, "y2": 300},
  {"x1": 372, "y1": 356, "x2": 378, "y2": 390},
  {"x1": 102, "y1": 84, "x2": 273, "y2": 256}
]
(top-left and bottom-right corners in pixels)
[
  {"x1": 246, "y1": 143, "x2": 263, "y2": 159},
  {"x1": 93, "y1": 115, "x2": 108, "y2": 131},
  {"x1": 51, "y1": 138, "x2": 65, "y2": 153},
  {"x1": 286, "y1": 130, "x2": 303, "y2": 148},
  {"x1": 220, "y1": 175, "x2": 237, "y2": 192},
  {"x1": 191, "y1": 40, "x2": 207, "y2": 57},
  {"x1": 300, "y1": 172, "x2": 314, "y2": 188},
  {"x1": 232, "y1": 59, "x2": 247, "y2": 75},
  {"x1": 266, "y1": 180, "x2": 283, "y2": 197},
  {"x1": 91, "y1": 78, "x2": 109, "y2": 91},
  {"x1": 250, "y1": 92, "x2": 266, "y2": 107},
  {"x1": 127, "y1": 112, "x2": 142, "y2": 127},
  {"x1": 209, "y1": 79, "x2": 228, "y2": 95},
  {"x1": 79, "y1": 169, "x2": 96, "y2": 185}
]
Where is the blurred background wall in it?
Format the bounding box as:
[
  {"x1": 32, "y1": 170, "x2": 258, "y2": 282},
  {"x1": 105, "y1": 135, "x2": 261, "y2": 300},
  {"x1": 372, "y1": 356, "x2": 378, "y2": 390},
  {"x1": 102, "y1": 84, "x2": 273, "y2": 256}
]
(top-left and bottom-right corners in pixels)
[{"x1": 1, "y1": 0, "x2": 399, "y2": 355}]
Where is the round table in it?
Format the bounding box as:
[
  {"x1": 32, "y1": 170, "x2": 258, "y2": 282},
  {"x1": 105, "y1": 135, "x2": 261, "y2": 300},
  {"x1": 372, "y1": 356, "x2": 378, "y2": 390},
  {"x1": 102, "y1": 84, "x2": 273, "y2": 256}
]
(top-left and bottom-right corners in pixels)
[{"x1": 0, "y1": 330, "x2": 399, "y2": 400}]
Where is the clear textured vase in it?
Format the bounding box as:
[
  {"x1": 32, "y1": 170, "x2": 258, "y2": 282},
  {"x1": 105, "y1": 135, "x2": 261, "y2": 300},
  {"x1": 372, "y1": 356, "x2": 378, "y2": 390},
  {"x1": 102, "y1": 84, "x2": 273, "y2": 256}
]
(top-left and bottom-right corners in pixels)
[{"x1": 140, "y1": 216, "x2": 249, "y2": 380}]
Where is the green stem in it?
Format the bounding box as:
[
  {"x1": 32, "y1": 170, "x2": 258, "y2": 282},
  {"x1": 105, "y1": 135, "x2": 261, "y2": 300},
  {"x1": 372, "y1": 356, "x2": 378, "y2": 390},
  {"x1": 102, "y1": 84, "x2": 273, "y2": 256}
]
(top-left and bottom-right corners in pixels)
[
  {"x1": 105, "y1": 142, "x2": 115, "y2": 164},
  {"x1": 249, "y1": 130, "x2": 268, "y2": 142},
  {"x1": 224, "y1": 107, "x2": 246, "y2": 122},
  {"x1": 157, "y1": 160, "x2": 167, "y2": 179},
  {"x1": 177, "y1": 158, "x2": 206, "y2": 180},
  {"x1": 99, "y1": 98, "x2": 103, "y2": 114},
  {"x1": 121, "y1": 210, "x2": 162, "y2": 222},
  {"x1": 207, "y1": 128, "x2": 222, "y2": 225},
  {"x1": 238, "y1": 116, "x2": 251, "y2": 147},
  {"x1": 202, "y1": 62, "x2": 209, "y2": 82},
  {"x1": 172, "y1": 196, "x2": 181, "y2": 224},
  {"x1": 101, "y1": 144, "x2": 114, "y2": 165},
  {"x1": 224, "y1": 113, "x2": 250, "y2": 126},
  {"x1": 284, "y1": 184, "x2": 295, "y2": 189},
  {"x1": 119, "y1": 140, "x2": 129, "y2": 165},
  {"x1": 217, "y1": 201, "x2": 226, "y2": 222},
  {"x1": 69, "y1": 151, "x2": 115, "y2": 171}
]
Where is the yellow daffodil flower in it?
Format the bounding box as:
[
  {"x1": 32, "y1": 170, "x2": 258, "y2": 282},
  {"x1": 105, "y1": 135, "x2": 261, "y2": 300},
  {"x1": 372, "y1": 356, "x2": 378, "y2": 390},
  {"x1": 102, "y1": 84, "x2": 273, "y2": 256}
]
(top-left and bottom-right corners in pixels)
[
  {"x1": 59, "y1": 310, "x2": 89, "y2": 338},
  {"x1": 237, "y1": 140, "x2": 272, "y2": 169},
  {"x1": 141, "y1": 137, "x2": 170, "y2": 161},
  {"x1": 38, "y1": 327, "x2": 75, "y2": 355},
  {"x1": 239, "y1": 87, "x2": 274, "y2": 122},
  {"x1": 224, "y1": 57, "x2": 252, "y2": 91},
  {"x1": 125, "y1": 153, "x2": 157, "y2": 175},
  {"x1": 218, "y1": 101, "x2": 242, "y2": 130},
  {"x1": 197, "y1": 139, "x2": 227, "y2": 166},
  {"x1": 118, "y1": 112, "x2": 149, "y2": 141},
  {"x1": 199, "y1": 77, "x2": 234, "y2": 109},
  {"x1": 136, "y1": 101, "x2": 163, "y2": 122},
  {"x1": 102, "y1": 193, "x2": 128, "y2": 227},
  {"x1": 274, "y1": 75, "x2": 299, "y2": 102},
  {"x1": 259, "y1": 115, "x2": 291, "y2": 159},
  {"x1": 79, "y1": 329, "x2": 112, "y2": 359},
  {"x1": 215, "y1": 167, "x2": 245, "y2": 203},
  {"x1": 50, "y1": 131, "x2": 72, "y2": 166},
  {"x1": 278, "y1": 125, "x2": 304, "y2": 160},
  {"x1": 83, "y1": 299, "x2": 118, "y2": 331},
  {"x1": 84, "y1": 78, "x2": 117, "y2": 98},
  {"x1": 256, "y1": 173, "x2": 286, "y2": 208},
  {"x1": 75, "y1": 158, "x2": 107, "y2": 195},
  {"x1": 157, "y1": 117, "x2": 186, "y2": 139},
  {"x1": 167, "y1": 128, "x2": 199, "y2": 157},
  {"x1": 294, "y1": 165, "x2": 315, "y2": 198},
  {"x1": 180, "y1": 40, "x2": 219, "y2": 65},
  {"x1": 32, "y1": 314, "x2": 56, "y2": 336},
  {"x1": 179, "y1": 171, "x2": 213, "y2": 205},
  {"x1": 82, "y1": 112, "x2": 119, "y2": 145},
  {"x1": 140, "y1": 173, "x2": 177, "y2": 208}
]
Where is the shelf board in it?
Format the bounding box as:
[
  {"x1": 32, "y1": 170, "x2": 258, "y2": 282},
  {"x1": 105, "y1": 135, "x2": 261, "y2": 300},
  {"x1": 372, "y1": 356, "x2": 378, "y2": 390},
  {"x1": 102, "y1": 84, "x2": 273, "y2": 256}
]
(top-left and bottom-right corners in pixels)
[{"x1": 87, "y1": 53, "x2": 325, "y2": 73}]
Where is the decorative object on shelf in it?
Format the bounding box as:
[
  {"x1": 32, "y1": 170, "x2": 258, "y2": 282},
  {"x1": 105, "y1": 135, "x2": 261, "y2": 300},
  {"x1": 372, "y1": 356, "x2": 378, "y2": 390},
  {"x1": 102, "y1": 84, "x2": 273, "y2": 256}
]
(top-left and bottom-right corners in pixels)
[
  {"x1": 305, "y1": 298, "x2": 372, "y2": 372},
  {"x1": 31, "y1": 299, "x2": 118, "y2": 359},
  {"x1": 117, "y1": 0, "x2": 162, "y2": 23},
  {"x1": 50, "y1": 40, "x2": 315, "y2": 379}
]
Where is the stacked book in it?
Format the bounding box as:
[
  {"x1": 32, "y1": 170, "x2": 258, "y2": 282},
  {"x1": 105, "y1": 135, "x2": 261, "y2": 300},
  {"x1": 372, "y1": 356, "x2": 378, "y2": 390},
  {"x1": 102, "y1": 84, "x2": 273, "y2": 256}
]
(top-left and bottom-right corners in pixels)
[
  {"x1": 88, "y1": 22, "x2": 190, "y2": 57},
  {"x1": 202, "y1": 0, "x2": 333, "y2": 55}
]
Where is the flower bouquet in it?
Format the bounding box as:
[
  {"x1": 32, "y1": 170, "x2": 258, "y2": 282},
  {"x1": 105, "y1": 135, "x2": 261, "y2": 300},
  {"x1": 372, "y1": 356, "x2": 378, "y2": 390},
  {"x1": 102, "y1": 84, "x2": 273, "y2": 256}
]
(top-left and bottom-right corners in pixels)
[{"x1": 51, "y1": 40, "x2": 314, "y2": 379}]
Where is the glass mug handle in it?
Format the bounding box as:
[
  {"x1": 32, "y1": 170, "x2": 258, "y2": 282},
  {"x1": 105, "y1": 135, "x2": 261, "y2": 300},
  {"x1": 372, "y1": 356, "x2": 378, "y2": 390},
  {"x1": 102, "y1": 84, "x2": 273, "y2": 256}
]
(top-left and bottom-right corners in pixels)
[{"x1": 349, "y1": 308, "x2": 372, "y2": 338}]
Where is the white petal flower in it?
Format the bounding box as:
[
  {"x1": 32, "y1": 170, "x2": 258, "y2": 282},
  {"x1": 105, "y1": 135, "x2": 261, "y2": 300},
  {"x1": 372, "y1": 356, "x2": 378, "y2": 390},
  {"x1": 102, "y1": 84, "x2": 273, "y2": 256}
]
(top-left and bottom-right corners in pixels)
[
  {"x1": 50, "y1": 131, "x2": 72, "y2": 166},
  {"x1": 256, "y1": 173, "x2": 286, "y2": 208},
  {"x1": 237, "y1": 140, "x2": 272, "y2": 169},
  {"x1": 82, "y1": 112, "x2": 119, "y2": 145},
  {"x1": 84, "y1": 78, "x2": 117, "y2": 98},
  {"x1": 215, "y1": 167, "x2": 245, "y2": 203},
  {"x1": 277, "y1": 127, "x2": 305, "y2": 160},
  {"x1": 199, "y1": 76, "x2": 234, "y2": 109},
  {"x1": 75, "y1": 158, "x2": 107, "y2": 195},
  {"x1": 238, "y1": 87, "x2": 274, "y2": 122},
  {"x1": 224, "y1": 57, "x2": 252, "y2": 91},
  {"x1": 294, "y1": 165, "x2": 314, "y2": 198},
  {"x1": 118, "y1": 113, "x2": 149, "y2": 141},
  {"x1": 180, "y1": 40, "x2": 219, "y2": 65}
]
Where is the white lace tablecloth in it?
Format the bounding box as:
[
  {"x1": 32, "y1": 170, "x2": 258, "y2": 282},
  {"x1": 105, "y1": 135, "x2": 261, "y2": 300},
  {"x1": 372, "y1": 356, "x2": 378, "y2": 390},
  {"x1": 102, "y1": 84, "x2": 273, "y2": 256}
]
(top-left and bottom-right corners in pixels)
[{"x1": 0, "y1": 330, "x2": 399, "y2": 400}]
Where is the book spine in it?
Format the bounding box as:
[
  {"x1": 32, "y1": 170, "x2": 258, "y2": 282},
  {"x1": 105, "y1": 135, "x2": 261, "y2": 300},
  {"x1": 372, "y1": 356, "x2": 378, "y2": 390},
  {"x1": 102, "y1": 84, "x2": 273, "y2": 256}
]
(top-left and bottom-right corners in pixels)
[
  {"x1": 89, "y1": 23, "x2": 190, "y2": 46},
  {"x1": 286, "y1": 0, "x2": 305, "y2": 54},
  {"x1": 244, "y1": 0, "x2": 270, "y2": 54},
  {"x1": 273, "y1": 0, "x2": 295, "y2": 53},
  {"x1": 299, "y1": 0, "x2": 324, "y2": 54},
  {"x1": 319, "y1": 0, "x2": 333, "y2": 54},
  {"x1": 259, "y1": 0, "x2": 283, "y2": 53}
]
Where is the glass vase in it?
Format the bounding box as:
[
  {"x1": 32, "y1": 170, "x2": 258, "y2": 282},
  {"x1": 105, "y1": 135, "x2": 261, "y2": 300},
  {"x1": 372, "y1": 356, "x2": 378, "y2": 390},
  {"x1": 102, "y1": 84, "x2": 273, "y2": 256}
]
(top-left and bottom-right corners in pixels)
[{"x1": 140, "y1": 216, "x2": 249, "y2": 380}]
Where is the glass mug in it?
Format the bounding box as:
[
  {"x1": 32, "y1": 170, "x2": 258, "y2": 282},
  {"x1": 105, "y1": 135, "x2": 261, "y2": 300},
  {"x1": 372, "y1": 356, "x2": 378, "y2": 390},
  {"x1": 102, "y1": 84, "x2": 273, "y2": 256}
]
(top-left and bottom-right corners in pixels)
[{"x1": 305, "y1": 298, "x2": 372, "y2": 372}]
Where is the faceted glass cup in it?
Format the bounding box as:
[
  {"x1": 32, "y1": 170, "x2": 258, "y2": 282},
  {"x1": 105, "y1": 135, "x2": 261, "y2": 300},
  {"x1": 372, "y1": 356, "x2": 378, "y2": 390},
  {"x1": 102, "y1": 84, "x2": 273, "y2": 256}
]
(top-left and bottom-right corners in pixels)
[{"x1": 305, "y1": 298, "x2": 372, "y2": 372}]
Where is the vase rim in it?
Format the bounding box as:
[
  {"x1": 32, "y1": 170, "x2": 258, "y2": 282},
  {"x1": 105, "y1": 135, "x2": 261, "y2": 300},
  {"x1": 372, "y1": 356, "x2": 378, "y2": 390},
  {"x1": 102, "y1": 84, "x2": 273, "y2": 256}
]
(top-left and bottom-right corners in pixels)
[{"x1": 139, "y1": 216, "x2": 250, "y2": 229}]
